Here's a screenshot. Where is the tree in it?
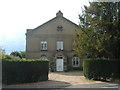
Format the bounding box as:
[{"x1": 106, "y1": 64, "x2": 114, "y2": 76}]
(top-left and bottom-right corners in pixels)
[
  {"x1": 2, "y1": 55, "x2": 13, "y2": 59},
  {"x1": 0, "y1": 47, "x2": 13, "y2": 59},
  {"x1": 20, "y1": 51, "x2": 26, "y2": 58},
  {"x1": 10, "y1": 51, "x2": 22, "y2": 59},
  {"x1": 0, "y1": 47, "x2": 5, "y2": 54},
  {"x1": 74, "y1": 2, "x2": 120, "y2": 59},
  {"x1": 0, "y1": 47, "x2": 5, "y2": 59}
]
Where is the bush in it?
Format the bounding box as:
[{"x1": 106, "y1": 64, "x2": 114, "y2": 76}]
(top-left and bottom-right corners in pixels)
[
  {"x1": 68, "y1": 67, "x2": 83, "y2": 71},
  {"x1": 2, "y1": 59, "x2": 49, "y2": 84},
  {"x1": 83, "y1": 59, "x2": 120, "y2": 80},
  {"x1": 2, "y1": 55, "x2": 13, "y2": 59},
  {"x1": 10, "y1": 51, "x2": 22, "y2": 59}
]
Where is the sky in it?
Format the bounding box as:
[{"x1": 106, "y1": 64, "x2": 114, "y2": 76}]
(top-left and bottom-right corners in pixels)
[{"x1": 0, "y1": 0, "x2": 90, "y2": 54}]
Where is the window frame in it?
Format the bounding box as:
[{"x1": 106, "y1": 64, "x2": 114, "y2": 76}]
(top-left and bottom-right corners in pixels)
[
  {"x1": 72, "y1": 57, "x2": 80, "y2": 67},
  {"x1": 56, "y1": 41, "x2": 64, "y2": 50},
  {"x1": 40, "y1": 41, "x2": 47, "y2": 50}
]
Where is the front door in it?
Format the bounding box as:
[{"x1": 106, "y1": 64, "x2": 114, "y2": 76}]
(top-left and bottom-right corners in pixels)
[{"x1": 56, "y1": 58, "x2": 63, "y2": 71}]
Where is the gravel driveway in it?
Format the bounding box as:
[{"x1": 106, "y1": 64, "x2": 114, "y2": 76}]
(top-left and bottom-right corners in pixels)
[
  {"x1": 49, "y1": 71, "x2": 119, "y2": 88},
  {"x1": 3, "y1": 71, "x2": 119, "y2": 89}
]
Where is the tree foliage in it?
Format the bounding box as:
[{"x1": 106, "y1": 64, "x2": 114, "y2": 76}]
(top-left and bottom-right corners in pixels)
[
  {"x1": 20, "y1": 51, "x2": 26, "y2": 58},
  {"x1": 10, "y1": 51, "x2": 22, "y2": 58},
  {"x1": 2, "y1": 55, "x2": 13, "y2": 59},
  {"x1": 0, "y1": 47, "x2": 5, "y2": 59},
  {"x1": 74, "y1": 2, "x2": 120, "y2": 59}
]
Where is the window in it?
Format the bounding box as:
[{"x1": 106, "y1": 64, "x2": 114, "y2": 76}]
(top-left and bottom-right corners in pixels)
[
  {"x1": 40, "y1": 41, "x2": 47, "y2": 50},
  {"x1": 40, "y1": 54, "x2": 47, "y2": 59},
  {"x1": 57, "y1": 25, "x2": 63, "y2": 31},
  {"x1": 72, "y1": 57, "x2": 80, "y2": 67},
  {"x1": 57, "y1": 41, "x2": 63, "y2": 50}
]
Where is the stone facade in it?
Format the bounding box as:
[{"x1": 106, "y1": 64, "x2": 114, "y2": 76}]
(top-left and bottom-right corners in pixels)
[{"x1": 26, "y1": 11, "x2": 82, "y2": 71}]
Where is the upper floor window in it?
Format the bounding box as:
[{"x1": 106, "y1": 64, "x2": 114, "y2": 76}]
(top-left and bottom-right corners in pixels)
[
  {"x1": 40, "y1": 41, "x2": 47, "y2": 50},
  {"x1": 57, "y1": 41, "x2": 63, "y2": 50},
  {"x1": 72, "y1": 57, "x2": 80, "y2": 67}
]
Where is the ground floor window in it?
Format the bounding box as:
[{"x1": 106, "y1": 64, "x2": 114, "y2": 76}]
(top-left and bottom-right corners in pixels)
[
  {"x1": 40, "y1": 54, "x2": 47, "y2": 59},
  {"x1": 72, "y1": 57, "x2": 80, "y2": 67}
]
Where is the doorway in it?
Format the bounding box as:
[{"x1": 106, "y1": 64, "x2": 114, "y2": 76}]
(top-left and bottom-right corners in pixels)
[{"x1": 56, "y1": 56, "x2": 64, "y2": 71}]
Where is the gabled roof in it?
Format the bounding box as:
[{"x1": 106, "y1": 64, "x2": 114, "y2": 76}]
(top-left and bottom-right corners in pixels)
[{"x1": 26, "y1": 11, "x2": 78, "y2": 35}]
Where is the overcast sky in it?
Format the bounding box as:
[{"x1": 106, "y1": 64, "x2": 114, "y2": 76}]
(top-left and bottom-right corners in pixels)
[{"x1": 0, "y1": 0, "x2": 91, "y2": 54}]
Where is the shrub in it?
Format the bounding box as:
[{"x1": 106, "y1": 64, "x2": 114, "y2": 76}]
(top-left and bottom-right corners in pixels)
[
  {"x1": 2, "y1": 59, "x2": 49, "y2": 84},
  {"x1": 83, "y1": 59, "x2": 120, "y2": 80},
  {"x1": 49, "y1": 61, "x2": 55, "y2": 72},
  {"x1": 68, "y1": 67, "x2": 83, "y2": 71},
  {"x1": 2, "y1": 55, "x2": 13, "y2": 59},
  {"x1": 10, "y1": 51, "x2": 22, "y2": 59}
]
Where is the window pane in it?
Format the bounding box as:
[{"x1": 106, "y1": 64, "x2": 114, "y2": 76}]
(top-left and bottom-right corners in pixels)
[
  {"x1": 73, "y1": 60, "x2": 75, "y2": 66},
  {"x1": 57, "y1": 42, "x2": 59, "y2": 50},
  {"x1": 60, "y1": 41, "x2": 63, "y2": 50},
  {"x1": 57, "y1": 41, "x2": 63, "y2": 50},
  {"x1": 41, "y1": 44, "x2": 43, "y2": 50},
  {"x1": 44, "y1": 42, "x2": 47, "y2": 50},
  {"x1": 72, "y1": 57, "x2": 80, "y2": 67},
  {"x1": 41, "y1": 41, "x2": 47, "y2": 50},
  {"x1": 76, "y1": 60, "x2": 79, "y2": 65}
]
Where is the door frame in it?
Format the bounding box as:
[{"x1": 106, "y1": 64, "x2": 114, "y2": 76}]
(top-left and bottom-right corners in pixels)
[{"x1": 56, "y1": 56, "x2": 64, "y2": 71}]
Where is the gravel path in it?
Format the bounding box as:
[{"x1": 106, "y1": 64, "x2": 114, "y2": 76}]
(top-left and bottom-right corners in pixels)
[
  {"x1": 49, "y1": 71, "x2": 98, "y2": 85},
  {"x1": 49, "y1": 71, "x2": 119, "y2": 88}
]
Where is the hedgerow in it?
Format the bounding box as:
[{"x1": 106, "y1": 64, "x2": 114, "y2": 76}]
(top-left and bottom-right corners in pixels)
[
  {"x1": 83, "y1": 59, "x2": 120, "y2": 80},
  {"x1": 2, "y1": 59, "x2": 49, "y2": 84}
]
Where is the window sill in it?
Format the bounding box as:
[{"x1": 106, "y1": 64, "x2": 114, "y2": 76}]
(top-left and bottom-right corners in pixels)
[
  {"x1": 72, "y1": 66, "x2": 80, "y2": 67},
  {"x1": 56, "y1": 50, "x2": 64, "y2": 51},
  {"x1": 41, "y1": 50, "x2": 48, "y2": 51}
]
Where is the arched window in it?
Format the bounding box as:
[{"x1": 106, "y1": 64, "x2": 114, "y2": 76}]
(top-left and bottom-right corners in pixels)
[
  {"x1": 72, "y1": 57, "x2": 80, "y2": 67},
  {"x1": 40, "y1": 54, "x2": 47, "y2": 59}
]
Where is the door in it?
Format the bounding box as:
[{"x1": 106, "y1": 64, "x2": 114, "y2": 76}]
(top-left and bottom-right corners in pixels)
[{"x1": 56, "y1": 58, "x2": 63, "y2": 71}]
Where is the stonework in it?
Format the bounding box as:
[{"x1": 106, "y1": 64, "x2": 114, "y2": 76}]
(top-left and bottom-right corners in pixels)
[{"x1": 26, "y1": 11, "x2": 82, "y2": 71}]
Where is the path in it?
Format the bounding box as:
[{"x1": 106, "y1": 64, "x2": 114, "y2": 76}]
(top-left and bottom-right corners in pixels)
[{"x1": 49, "y1": 71, "x2": 119, "y2": 88}]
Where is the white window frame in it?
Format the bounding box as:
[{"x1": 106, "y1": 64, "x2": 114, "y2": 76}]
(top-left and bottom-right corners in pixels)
[
  {"x1": 40, "y1": 41, "x2": 47, "y2": 50},
  {"x1": 72, "y1": 57, "x2": 80, "y2": 67},
  {"x1": 57, "y1": 41, "x2": 63, "y2": 50}
]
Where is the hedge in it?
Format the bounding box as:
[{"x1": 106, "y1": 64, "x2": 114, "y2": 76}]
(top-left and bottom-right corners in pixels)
[
  {"x1": 68, "y1": 67, "x2": 83, "y2": 71},
  {"x1": 2, "y1": 59, "x2": 49, "y2": 84},
  {"x1": 83, "y1": 59, "x2": 120, "y2": 80}
]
